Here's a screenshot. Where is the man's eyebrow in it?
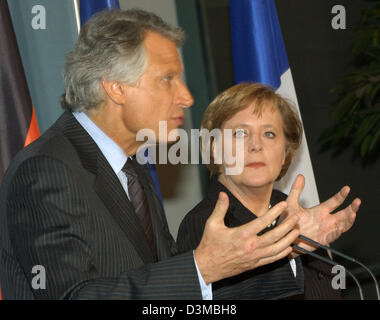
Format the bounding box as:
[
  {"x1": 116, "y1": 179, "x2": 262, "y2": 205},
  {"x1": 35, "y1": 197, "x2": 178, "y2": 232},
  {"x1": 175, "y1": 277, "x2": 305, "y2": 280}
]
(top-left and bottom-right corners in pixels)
[{"x1": 157, "y1": 70, "x2": 179, "y2": 77}]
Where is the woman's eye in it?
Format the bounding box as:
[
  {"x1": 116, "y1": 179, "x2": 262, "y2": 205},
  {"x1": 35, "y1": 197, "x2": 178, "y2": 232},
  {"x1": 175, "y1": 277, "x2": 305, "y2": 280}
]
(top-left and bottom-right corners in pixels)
[
  {"x1": 265, "y1": 131, "x2": 275, "y2": 138},
  {"x1": 234, "y1": 129, "x2": 246, "y2": 138}
]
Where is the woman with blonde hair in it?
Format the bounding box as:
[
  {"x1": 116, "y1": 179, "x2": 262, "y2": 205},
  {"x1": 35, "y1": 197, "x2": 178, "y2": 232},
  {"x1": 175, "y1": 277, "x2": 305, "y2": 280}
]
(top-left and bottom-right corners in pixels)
[{"x1": 177, "y1": 83, "x2": 342, "y2": 299}]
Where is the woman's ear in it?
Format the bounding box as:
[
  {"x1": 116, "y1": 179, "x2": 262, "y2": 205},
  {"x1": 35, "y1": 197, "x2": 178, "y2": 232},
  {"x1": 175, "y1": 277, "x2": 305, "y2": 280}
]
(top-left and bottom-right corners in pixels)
[
  {"x1": 211, "y1": 137, "x2": 224, "y2": 175},
  {"x1": 101, "y1": 78, "x2": 127, "y2": 105},
  {"x1": 212, "y1": 136, "x2": 224, "y2": 165},
  {"x1": 282, "y1": 145, "x2": 289, "y2": 166},
  {"x1": 211, "y1": 139, "x2": 216, "y2": 158}
]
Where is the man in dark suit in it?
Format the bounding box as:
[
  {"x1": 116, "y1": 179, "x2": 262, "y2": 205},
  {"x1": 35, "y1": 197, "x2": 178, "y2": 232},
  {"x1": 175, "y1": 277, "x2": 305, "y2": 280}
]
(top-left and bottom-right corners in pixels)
[{"x1": 0, "y1": 9, "x2": 358, "y2": 300}]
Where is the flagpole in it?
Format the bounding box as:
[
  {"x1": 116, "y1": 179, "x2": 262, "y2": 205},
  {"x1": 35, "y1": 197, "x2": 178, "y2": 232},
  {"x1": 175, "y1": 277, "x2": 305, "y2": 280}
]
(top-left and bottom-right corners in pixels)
[{"x1": 72, "y1": 0, "x2": 81, "y2": 34}]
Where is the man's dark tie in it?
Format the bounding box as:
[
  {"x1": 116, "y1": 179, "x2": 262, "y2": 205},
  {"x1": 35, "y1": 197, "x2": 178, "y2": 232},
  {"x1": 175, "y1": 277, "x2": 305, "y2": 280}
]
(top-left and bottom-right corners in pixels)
[{"x1": 122, "y1": 157, "x2": 156, "y2": 260}]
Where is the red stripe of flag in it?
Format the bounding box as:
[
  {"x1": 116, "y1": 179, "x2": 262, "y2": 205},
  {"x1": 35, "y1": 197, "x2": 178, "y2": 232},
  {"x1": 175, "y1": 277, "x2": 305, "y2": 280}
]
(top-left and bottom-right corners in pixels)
[
  {"x1": 24, "y1": 107, "x2": 40, "y2": 147},
  {"x1": 0, "y1": 0, "x2": 40, "y2": 299}
]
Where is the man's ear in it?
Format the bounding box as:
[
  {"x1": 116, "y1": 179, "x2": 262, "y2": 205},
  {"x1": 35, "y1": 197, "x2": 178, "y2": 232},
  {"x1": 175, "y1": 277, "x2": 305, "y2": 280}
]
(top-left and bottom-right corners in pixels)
[{"x1": 101, "y1": 78, "x2": 127, "y2": 105}]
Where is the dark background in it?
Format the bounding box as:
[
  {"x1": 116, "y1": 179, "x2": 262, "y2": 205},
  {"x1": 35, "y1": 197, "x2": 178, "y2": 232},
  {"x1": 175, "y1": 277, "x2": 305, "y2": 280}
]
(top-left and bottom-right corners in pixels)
[{"x1": 178, "y1": 0, "x2": 379, "y2": 299}]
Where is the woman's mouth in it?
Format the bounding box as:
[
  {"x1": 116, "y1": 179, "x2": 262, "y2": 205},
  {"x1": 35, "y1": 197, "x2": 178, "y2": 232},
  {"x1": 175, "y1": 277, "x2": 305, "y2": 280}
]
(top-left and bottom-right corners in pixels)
[{"x1": 246, "y1": 162, "x2": 266, "y2": 168}]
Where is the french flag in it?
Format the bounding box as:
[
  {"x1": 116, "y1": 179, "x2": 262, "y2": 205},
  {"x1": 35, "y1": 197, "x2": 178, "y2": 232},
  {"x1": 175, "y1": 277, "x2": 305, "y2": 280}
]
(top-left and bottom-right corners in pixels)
[{"x1": 230, "y1": 0, "x2": 319, "y2": 207}]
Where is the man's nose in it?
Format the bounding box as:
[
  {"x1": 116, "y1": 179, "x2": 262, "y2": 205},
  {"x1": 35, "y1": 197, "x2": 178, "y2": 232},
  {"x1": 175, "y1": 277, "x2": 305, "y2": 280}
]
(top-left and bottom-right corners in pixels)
[{"x1": 177, "y1": 81, "x2": 194, "y2": 108}]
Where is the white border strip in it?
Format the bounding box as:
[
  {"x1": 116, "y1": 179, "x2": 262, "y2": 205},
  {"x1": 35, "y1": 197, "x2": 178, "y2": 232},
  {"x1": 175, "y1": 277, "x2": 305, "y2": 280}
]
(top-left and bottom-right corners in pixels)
[
  {"x1": 274, "y1": 68, "x2": 320, "y2": 207},
  {"x1": 72, "y1": 0, "x2": 81, "y2": 34}
]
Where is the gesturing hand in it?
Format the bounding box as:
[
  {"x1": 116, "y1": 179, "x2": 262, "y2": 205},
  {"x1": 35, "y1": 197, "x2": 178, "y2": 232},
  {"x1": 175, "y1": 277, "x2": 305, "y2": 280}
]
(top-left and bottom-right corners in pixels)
[
  {"x1": 285, "y1": 175, "x2": 361, "y2": 254},
  {"x1": 194, "y1": 192, "x2": 300, "y2": 284}
]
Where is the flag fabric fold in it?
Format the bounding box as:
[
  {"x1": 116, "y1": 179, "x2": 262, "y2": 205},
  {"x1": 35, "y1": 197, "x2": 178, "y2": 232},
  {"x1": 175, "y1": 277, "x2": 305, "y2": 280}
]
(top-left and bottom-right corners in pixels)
[
  {"x1": 80, "y1": 0, "x2": 120, "y2": 25},
  {"x1": 0, "y1": 0, "x2": 41, "y2": 300},
  {"x1": 230, "y1": 0, "x2": 319, "y2": 207},
  {"x1": 0, "y1": 0, "x2": 40, "y2": 183}
]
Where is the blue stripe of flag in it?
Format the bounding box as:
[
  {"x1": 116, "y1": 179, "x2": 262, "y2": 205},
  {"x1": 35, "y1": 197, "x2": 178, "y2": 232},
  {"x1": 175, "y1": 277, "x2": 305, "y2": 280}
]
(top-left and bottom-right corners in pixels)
[
  {"x1": 230, "y1": 0, "x2": 289, "y2": 90},
  {"x1": 80, "y1": 0, "x2": 120, "y2": 25}
]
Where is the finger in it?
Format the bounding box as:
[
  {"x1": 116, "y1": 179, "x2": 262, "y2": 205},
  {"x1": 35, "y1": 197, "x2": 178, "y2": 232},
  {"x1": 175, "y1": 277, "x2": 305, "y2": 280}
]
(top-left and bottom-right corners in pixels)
[
  {"x1": 258, "y1": 214, "x2": 300, "y2": 247},
  {"x1": 261, "y1": 228, "x2": 300, "y2": 257},
  {"x1": 286, "y1": 174, "x2": 304, "y2": 207},
  {"x1": 255, "y1": 230, "x2": 300, "y2": 266},
  {"x1": 351, "y1": 198, "x2": 361, "y2": 215},
  {"x1": 207, "y1": 192, "x2": 230, "y2": 225},
  {"x1": 334, "y1": 198, "x2": 361, "y2": 233},
  {"x1": 321, "y1": 185, "x2": 350, "y2": 212},
  {"x1": 242, "y1": 201, "x2": 288, "y2": 236},
  {"x1": 256, "y1": 247, "x2": 294, "y2": 268}
]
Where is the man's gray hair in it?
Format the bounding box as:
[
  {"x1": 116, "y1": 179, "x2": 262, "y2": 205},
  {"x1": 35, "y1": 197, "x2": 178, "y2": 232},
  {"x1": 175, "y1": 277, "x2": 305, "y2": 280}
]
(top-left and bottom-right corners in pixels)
[{"x1": 61, "y1": 9, "x2": 185, "y2": 112}]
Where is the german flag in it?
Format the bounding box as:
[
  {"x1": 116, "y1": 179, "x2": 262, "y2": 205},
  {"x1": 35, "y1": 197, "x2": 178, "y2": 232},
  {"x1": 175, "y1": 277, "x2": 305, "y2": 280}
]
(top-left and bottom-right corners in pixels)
[
  {"x1": 0, "y1": 0, "x2": 40, "y2": 299},
  {"x1": 0, "y1": 0, "x2": 40, "y2": 185}
]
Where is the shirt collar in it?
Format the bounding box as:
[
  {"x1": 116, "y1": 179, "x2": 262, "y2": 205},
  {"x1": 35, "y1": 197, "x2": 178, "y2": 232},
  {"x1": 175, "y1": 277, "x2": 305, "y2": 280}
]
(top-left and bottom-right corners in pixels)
[{"x1": 72, "y1": 111, "x2": 128, "y2": 174}]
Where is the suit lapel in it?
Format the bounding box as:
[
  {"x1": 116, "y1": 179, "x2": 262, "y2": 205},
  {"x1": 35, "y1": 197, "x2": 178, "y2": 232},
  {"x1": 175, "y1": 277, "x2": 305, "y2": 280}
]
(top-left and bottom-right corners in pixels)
[{"x1": 58, "y1": 112, "x2": 155, "y2": 264}]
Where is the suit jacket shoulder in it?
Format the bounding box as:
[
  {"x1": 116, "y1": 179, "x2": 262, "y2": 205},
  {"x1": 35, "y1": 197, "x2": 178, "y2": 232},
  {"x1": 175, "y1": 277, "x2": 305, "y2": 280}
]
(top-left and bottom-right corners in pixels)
[{"x1": 0, "y1": 111, "x2": 202, "y2": 300}]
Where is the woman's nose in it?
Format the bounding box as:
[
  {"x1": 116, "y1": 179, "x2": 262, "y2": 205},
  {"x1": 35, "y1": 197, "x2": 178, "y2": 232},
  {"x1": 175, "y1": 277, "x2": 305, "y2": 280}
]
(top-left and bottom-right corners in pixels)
[{"x1": 248, "y1": 135, "x2": 263, "y2": 152}]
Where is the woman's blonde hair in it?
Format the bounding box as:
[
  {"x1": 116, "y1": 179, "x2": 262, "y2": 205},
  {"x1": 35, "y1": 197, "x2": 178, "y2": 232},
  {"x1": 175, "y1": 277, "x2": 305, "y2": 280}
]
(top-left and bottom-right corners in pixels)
[{"x1": 201, "y1": 83, "x2": 303, "y2": 180}]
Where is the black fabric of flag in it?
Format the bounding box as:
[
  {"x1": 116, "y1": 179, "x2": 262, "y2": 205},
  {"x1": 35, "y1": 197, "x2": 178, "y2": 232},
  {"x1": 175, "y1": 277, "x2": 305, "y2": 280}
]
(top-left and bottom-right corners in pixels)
[{"x1": 0, "y1": 0, "x2": 40, "y2": 183}]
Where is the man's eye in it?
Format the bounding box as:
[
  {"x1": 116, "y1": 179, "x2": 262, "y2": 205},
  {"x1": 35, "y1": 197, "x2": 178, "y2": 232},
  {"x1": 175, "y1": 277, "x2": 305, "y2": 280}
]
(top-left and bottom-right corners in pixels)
[
  {"x1": 265, "y1": 131, "x2": 275, "y2": 138},
  {"x1": 163, "y1": 75, "x2": 173, "y2": 82},
  {"x1": 234, "y1": 129, "x2": 246, "y2": 138}
]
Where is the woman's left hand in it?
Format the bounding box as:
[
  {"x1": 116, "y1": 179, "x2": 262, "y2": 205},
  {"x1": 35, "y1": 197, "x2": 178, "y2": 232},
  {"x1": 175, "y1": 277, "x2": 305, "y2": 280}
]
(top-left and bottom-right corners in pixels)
[{"x1": 284, "y1": 174, "x2": 361, "y2": 255}]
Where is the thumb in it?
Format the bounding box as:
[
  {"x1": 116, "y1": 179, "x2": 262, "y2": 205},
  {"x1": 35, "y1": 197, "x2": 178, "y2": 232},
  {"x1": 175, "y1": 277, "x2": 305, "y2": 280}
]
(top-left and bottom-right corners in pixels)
[
  {"x1": 287, "y1": 174, "x2": 305, "y2": 207},
  {"x1": 208, "y1": 192, "x2": 229, "y2": 225}
]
